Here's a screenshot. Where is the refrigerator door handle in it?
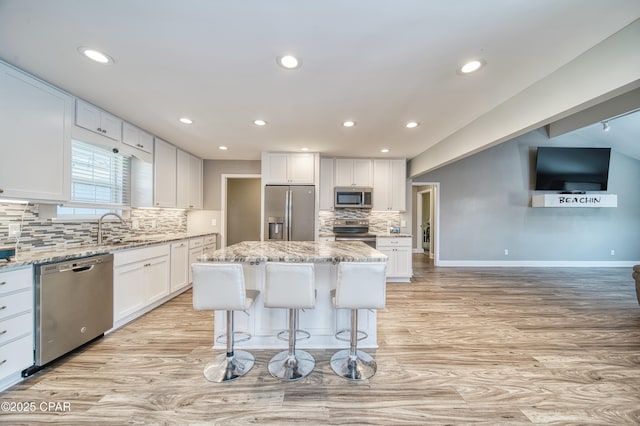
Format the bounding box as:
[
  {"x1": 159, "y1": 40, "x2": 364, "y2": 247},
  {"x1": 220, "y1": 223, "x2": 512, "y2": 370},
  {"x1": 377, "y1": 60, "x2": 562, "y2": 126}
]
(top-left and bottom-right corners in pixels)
[
  {"x1": 284, "y1": 189, "x2": 291, "y2": 241},
  {"x1": 286, "y1": 189, "x2": 293, "y2": 240}
]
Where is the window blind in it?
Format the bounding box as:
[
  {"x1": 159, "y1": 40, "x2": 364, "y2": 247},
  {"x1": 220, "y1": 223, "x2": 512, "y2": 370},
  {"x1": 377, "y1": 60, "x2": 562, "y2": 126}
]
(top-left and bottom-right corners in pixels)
[{"x1": 69, "y1": 140, "x2": 131, "y2": 206}]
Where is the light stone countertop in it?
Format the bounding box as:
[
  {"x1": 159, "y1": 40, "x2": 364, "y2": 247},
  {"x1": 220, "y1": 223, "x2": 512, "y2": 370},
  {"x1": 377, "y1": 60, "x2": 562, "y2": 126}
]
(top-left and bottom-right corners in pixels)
[
  {"x1": 198, "y1": 241, "x2": 387, "y2": 263},
  {"x1": 0, "y1": 232, "x2": 217, "y2": 271}
]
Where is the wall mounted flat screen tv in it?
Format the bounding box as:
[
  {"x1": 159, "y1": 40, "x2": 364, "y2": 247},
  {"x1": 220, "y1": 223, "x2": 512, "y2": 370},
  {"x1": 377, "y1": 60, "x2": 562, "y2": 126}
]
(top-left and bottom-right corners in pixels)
[{"x1": 535, "y1": 147, "x2": 611, "y2": 191}]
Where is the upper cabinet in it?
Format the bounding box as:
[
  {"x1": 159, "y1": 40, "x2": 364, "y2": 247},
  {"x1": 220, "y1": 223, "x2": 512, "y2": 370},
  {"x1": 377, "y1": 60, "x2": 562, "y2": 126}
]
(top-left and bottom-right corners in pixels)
[
  {"x1": 153, "y1": 138, "x2": 177, "y2": 208},
  {"x1": 122, "y1": 122, "x2": 154, "y2": 155},
  {"x1": 263, "y1": 152, "x2": 317, "y2": 185},
  {"x1": 188, "y1": 153, "x2": 203, "y2": 209},
  {"x1": 177, "y1": 149, "x2": 203, "y2": 209},
  {"x1": 373, "y1": 159, "x2": 407, "y2": 211},
  {"x1": 319, "y1": 158, "x2": 335, "y2": 210},
  {"x1": 334, "y1": 159, "x2": 373, "y2": 187},
  {"x1": 75, "y1": 99, "x2": 122, "y2": 141},
  {"x1": 0, "y1": 61, "x2": 72, "y2": 202}
]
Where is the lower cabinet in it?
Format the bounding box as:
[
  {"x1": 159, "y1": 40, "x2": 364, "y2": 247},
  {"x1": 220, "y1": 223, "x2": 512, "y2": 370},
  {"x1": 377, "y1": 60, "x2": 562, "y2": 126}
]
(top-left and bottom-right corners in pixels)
[
  {"x1": 170, "y1": 240, "x2": 189, "y2": 292},
  {"x1": 376, "y1": 237, "x2": 412, "y2": 282},
  {"x1": 113, "y1": 244, "x2": 170, "y2": 326},
  {"x1": 0, "y1": 266, "x2": 34, "y2": 391},
  {"x1": 188, "y1": 237, "x2": 204, "y2": 284}
]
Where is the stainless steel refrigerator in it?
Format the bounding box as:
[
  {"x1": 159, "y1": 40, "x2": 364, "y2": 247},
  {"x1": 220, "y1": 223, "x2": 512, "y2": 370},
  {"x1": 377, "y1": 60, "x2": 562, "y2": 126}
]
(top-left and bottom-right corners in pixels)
[{"x1": 264, "y1": 185, "x2": 315, "y2": 241}]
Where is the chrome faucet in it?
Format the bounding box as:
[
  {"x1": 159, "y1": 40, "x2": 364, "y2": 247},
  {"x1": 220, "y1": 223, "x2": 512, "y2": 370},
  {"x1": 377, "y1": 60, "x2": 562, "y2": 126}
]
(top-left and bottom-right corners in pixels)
[{"x1": 97, "y1": 212, "x2": 128, "y2": 244}]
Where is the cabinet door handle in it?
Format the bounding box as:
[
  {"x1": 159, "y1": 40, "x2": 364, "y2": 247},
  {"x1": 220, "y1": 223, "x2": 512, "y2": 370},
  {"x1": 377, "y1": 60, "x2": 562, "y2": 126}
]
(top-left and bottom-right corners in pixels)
[
  {"x1": 102, "y1": 129, "x2": 107, "y2": 134},
  {"x1": 0, "y1": 188, "x2": 4, "y2": 194},
  {"x1": 137, "y1": 143, "x2": 144, "y2": 148},
  {"x1": 0, "y1": 360, "x2": 6, "y2": 366},
  {"x1": 97, "y1": 127, "x2": 102, "y2": 132},
  {"x1": 0, "y1": 306, "x2": 6, "y2": 310},
  {"x1": 0, "y1": 330, "x2": 6, "y2": 335},
  {"x1": 0, "y1": 281, "x2": 6, "y2": 286}
]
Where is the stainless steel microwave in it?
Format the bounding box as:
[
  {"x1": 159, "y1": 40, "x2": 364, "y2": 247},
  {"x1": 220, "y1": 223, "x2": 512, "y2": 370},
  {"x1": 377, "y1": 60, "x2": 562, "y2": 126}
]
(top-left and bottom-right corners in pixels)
[{"x1": 334, "y1": 187, "x2": 373, "y2": 208}]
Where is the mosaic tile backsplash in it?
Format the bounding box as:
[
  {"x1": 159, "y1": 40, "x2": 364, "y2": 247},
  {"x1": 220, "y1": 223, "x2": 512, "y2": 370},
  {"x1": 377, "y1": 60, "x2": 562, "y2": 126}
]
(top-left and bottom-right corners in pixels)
[
  {"x1": 0, "y1": 203, "x2": 187, "y2": 251},
  {"x1": 319, "y1": 209, "x2": 401, "y2": 234}
]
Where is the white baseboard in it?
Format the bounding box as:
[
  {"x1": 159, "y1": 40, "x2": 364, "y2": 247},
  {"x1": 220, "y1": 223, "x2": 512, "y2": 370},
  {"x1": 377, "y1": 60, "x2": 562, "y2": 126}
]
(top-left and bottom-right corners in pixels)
[{"x1": 437, "y1": 260, "x2": 639, "y2": 267}]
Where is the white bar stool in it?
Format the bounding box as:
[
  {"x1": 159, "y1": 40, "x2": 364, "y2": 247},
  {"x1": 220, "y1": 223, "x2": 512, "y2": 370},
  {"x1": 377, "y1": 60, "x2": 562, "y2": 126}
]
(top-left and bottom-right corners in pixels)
[
  {"x1": 192, "y1": 263, "x2": 259, "y2": 383},
  {"x1": 264, "y1": 262, "x2": 316, "y2": 381},
  {"x1": 331, "y1": 262, "x2": 387, "y2": 381}
]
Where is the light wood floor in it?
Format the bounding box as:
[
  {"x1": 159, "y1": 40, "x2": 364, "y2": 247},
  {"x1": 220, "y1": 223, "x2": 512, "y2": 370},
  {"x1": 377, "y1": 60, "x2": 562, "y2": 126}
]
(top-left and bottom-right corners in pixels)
[{"x1": 2, "y1": 256, "x2": 640, "y2": 424}]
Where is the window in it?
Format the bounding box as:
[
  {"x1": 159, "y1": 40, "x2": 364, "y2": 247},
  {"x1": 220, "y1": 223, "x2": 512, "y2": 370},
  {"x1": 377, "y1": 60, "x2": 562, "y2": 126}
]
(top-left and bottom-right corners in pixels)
[{"x1": 57, "y1": 140, "x2": 131, "y2": 218}]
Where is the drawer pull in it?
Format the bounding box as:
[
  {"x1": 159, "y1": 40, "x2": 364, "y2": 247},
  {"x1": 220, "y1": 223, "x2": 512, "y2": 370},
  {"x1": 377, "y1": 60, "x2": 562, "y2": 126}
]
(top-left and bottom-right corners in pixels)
[
  {"x1": 0, "y1": 330, "x2": 6, "y2": 335},
  {"x1": 0, "y1": 281, "x2": 6, "y2": 285},
  {"x1": 0, "y1": 306, "x2": 6, "y2": 310},
  {"x1": 0, "y1": 359, "x2": 6, "y2": 366}
]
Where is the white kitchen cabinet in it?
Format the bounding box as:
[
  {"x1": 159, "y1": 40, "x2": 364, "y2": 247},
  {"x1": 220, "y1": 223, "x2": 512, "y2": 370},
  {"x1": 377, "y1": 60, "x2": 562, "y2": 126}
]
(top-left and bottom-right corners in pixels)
[
  {"x1": 153, "y1": 138, "x2": 177, "y2": 208},
  {"x1": 188, "y1": 154, "x2": 203, "y2": 209},
  {"x1": 122, "y1": 122, "x2": 154, "y2": 155},
  {"x1": 319, "y1": 158, "x2": 335, "y2": 210},
  {"x1": 203, "y1": 234, "x2": 217, "y2": 256},
  {"x1": 0, "y1": 266, "x2": 34, "y2": 391},
  {"x1": 188, "y1": 237, "x2": 204, "y2": 284},
  {"x1": 0, "y1": 61, "x2": 72, "y2": 202},
  {"x1": 170, "y1": 240, "x2": 189, "y2": 292},
  {"x1": 176, "y1": 150, "x2": 203, "y2": 209},
  {"x1": 176, "y1": 149, "x2": 190, "y2": 209},
  {"x1": 376, "y1": 236, "x2": 412, "y2": 282},
  {"x1": 75, "y1": 99, "x2": 122, "y2": 141},
  {"x1": 334, "y1": 158, "x2": 373, "y2": 187},
  {"x1": 262, "y1": 152, "x2": 316, "y2": 184},
  {"x1": 373, "y1": 159, "x2": 407, "y2": 211},
  {"x1": 113, "y1": 244, "x2": 171, "y2": 326}
]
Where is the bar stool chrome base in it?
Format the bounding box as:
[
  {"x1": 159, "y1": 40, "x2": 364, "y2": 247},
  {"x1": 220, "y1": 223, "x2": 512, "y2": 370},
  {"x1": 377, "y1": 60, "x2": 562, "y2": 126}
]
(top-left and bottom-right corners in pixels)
[
  {"x1": 268, "y1": 350, "x2": 315, "y2": 381},
  {"x1": 330, "y1": 349, "x2": 376, "y2": 381},
  {"x1": 204, "y1": 350, "x2": 255, "y2": 383}
]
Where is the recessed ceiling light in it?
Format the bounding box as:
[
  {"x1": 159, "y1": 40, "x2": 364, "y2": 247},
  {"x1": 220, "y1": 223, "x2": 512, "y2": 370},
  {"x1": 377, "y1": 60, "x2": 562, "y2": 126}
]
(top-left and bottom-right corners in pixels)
[
  {"x1": 381, "y1": 148, "x2": 390, "y2": 153},
  {"x1": 253, "y1": 119, "x2": 267, "y2": 126},
  {"x1": 179, "y1": 117, "x2": 193, "y2": 124},
  {"x1": 77, "y1": 47, "x2": 114, "y2": 64},
  {"x1": 459, "y1": 59, "x2": 485, "y2": 74},
  {"x1": 342, "y1": 120, "x2": 356, "y2": 128},
  {"x1": 406, "y1": 121, "x2": 420, "y2": 128},
  {"x1": 218, "y1": 146, "x2": 228, "y2": 150},
  {"x1": 300, "y1": 147, "x2": 309, "y2": 151},
  {"x1": 277, "y1": 54, "x2": 301, "y2": 69}
]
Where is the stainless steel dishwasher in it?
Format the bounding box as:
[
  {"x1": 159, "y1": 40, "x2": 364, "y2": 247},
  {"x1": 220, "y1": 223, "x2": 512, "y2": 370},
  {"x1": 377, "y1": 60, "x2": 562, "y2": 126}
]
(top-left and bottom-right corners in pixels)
[{"x1": 34, "y1": 253, "x2": 113, "y2": 368}]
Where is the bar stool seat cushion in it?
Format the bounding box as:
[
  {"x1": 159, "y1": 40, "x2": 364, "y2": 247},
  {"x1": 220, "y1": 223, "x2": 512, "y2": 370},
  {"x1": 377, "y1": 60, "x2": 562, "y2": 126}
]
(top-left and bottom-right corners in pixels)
[
  {"x1": 264, "y1": 263, "x2": 316, "y2": 309},
  {"x1": 334, "y1": 262, "x2": 387, "y2": 310},
  {"x1": 192, "y1": 263, "x2": 254, "y2": 311}
]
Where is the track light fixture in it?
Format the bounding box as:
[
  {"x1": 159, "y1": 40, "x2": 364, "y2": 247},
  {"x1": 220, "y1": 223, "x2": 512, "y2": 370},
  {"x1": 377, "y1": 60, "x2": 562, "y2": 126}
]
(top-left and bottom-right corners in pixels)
[{"x1": 602, "y1": 121, "x2": 610, "y2": 132}]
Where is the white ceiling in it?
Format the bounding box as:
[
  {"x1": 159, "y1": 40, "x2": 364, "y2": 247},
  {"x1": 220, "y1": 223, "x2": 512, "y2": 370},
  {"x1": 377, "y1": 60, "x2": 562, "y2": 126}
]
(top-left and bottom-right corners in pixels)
[{"x1": 1, "y1": 0, "x2": 639, "y2": 165}]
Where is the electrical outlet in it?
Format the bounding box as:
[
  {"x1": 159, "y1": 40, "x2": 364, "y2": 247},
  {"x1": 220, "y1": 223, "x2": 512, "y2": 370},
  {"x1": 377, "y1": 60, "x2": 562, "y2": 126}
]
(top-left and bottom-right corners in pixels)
[
  {"x1": 610, "y1": 249, "x2": 615, "y2": 256},
  {"x1": 8, "y1": 223, "x2": 21, "y2": 238},
  {"x1": 211, "y1": 219, "x2": 217, "y2": 226},
  {"x1": 151, "y1": 220, "x2": 157, "y2": 229},
  {"x1": 504, "y1": 249, "x2": 509, "y2": 255}
]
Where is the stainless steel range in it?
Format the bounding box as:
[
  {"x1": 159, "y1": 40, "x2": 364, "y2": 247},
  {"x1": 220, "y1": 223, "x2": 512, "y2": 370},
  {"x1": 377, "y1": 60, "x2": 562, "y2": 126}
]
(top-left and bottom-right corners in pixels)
[{"x1": 332, "y1": 219, "x2": 376, "y2": 248}]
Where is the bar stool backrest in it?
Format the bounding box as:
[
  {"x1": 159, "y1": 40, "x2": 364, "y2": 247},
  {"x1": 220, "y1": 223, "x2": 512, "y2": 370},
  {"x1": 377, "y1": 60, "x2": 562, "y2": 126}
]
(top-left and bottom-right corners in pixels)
[
  {"x1": 264, "y1": 262, "x2": 315, "y2": 309},
  {"x1": 335, "y1": 262, "x2": 387, "y2": 310},
  {"x1": 192, "y1": 263, "x2": 247, "y2": 311}
]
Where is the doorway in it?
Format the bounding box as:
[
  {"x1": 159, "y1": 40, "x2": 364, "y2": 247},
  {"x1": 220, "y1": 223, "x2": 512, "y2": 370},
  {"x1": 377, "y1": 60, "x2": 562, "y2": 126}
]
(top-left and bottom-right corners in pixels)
[
  {"x1": 221, "y1": 174, "x2": 261, "y2": 247},
  {"x1": 412, "y1": 182, "x2": 439, "y2": 263}
]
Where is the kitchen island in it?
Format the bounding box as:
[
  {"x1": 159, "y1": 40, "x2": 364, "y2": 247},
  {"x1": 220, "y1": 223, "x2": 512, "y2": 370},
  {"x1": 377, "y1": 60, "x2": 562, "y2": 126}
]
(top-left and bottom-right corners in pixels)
[{"x1": 198, "y1": 241, "x2": 387, "y2": 349}]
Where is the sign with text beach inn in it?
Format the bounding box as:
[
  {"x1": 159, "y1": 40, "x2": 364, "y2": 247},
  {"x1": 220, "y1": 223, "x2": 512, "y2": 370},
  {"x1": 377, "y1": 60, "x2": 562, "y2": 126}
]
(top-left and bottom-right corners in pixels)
[{"x1": 532, "y1": 194, "x2": 618, "y2": 208}]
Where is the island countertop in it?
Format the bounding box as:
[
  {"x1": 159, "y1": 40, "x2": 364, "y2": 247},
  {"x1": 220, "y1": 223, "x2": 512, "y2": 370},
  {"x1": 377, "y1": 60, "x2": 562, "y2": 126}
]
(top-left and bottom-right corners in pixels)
[{"x1": 200, "y1": 240, "x2": 387, "y2": 263}]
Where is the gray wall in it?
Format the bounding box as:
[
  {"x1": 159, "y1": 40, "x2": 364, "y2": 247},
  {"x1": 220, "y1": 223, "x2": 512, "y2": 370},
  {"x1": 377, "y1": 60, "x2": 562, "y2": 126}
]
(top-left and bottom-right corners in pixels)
[
  {"x1": 414, "y1": 129, "x2": 640, "y2": 262},
  {"x1": 203, "y1": 160, "x2": 261, "y2": 210}
]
